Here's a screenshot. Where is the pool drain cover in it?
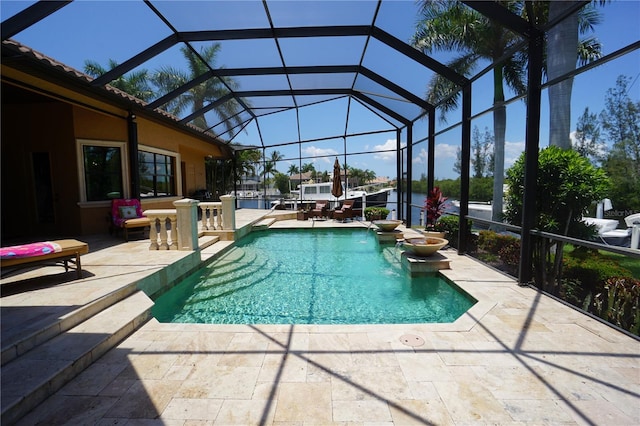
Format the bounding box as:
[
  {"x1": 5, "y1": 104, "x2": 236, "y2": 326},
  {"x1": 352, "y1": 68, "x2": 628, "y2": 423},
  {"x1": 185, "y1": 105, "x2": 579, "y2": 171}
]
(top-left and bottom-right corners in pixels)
[{"x1": 400, "y1": 334, "x2": 425, "y2": 347}]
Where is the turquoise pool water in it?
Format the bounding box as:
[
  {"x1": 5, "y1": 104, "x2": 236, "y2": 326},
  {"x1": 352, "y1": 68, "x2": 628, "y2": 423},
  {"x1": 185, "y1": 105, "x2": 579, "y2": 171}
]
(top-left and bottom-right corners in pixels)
[{"x1": 152, "y1": 229, "x2": 476, "y2": 324}]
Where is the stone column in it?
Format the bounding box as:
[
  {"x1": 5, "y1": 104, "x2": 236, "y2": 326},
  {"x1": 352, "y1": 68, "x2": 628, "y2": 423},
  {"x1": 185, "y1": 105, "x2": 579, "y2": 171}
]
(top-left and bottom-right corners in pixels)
[
  {"x1": 174, "y1": 198, "x2": 199, "y2": 251},
  {"x1": 220, "y1": 195, "x2": 236, "y2": 230}
]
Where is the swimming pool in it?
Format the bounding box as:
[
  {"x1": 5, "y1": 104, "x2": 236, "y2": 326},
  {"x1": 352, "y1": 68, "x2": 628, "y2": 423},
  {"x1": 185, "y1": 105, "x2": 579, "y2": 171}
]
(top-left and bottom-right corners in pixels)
[{"x1": 152, "y1": 229, "x2": 476, "y2": 324}]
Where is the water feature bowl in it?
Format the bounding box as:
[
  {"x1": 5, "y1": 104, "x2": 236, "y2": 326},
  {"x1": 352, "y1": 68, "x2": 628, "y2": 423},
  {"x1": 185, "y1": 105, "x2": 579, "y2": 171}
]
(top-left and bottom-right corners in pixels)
[
  {"x1": 372, "y1": 219, "x2": 403, "y2": 232},
  {"x1": 403, "y1": 237, "x2": 448, "y2": 256}
]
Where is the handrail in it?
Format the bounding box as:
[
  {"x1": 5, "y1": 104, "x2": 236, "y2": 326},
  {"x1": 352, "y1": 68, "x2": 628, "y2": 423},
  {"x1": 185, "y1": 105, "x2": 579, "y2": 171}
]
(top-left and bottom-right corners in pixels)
[
  {"x1": 434, "y1": 209, "x2": 640, "y2": 258},
  {"x1": 531, "y1": 229, "x2": 640, "y2": 258}
]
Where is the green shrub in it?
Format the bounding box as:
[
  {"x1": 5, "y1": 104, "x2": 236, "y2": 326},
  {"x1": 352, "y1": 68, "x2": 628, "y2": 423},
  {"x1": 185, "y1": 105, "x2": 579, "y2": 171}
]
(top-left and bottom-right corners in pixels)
[
  {"x1": 562, "y1": 249, "x2": 632, "y2": 302},
  {"x1": 498, "y1": 242, "x2": 520, "y2": 267},
  {"x1": 364, "y1": 207, "x2": 390, "y2": 221},
  {"x1": 437, "y1": 215, "x2": 476, "y2": 250},
  {"x1": 478, "y1": 230, "x2": 518, "y2": 254},
  {"x1": 478, "y1": 230, "x2": 521, "y2": 268},
  {"x1": 593, "y1": 277, "x2": 640, "y2": 336}
]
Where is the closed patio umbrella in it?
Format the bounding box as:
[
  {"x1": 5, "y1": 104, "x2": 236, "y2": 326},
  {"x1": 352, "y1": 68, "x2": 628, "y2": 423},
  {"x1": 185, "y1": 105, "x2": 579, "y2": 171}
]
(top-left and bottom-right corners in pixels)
[{"x1": 331, "y1": 158, "x2": 343, "y2": 199}]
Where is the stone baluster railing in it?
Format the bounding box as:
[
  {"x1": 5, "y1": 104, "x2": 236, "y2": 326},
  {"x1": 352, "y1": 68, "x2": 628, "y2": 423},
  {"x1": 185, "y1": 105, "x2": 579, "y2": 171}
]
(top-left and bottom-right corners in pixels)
[
  {"x1": 143, "y1": 196, "x2": 235, "y2": 251},
  {"x1": 198, "y1": 201, "x2": 223, "y2": 230},
  {"x1": 143, "y1": 209, "x2": 178, "y2": 250}
]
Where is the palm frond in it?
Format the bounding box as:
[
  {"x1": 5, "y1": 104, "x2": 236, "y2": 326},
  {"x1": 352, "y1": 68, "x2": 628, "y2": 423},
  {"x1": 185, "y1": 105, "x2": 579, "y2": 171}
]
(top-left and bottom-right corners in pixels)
[{"x1": 577, "y1": 36, "x2": 603, "y2": 66}]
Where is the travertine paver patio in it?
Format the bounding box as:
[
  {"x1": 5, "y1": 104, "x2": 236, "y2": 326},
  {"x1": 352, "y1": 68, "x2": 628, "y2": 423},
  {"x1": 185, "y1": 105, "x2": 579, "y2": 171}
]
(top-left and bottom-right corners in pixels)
[{"x1": 2, "y1": 209, "x2": 638, "y2": 425}]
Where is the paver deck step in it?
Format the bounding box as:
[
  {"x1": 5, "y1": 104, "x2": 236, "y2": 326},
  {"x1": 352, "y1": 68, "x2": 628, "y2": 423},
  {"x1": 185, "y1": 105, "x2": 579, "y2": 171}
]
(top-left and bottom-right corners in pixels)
[
  {"x1": 1, "y1": 283, "x2": 139, "y2": 366},
  {"x1": 198, "y1": 234, "x2": 219, "y2": 250},
  {"x1": 1, "y1": 291, "x2": 153, "y2": 425},
  {"x1": 252, "y1": 217, "x2": 276, "y2": 229}
]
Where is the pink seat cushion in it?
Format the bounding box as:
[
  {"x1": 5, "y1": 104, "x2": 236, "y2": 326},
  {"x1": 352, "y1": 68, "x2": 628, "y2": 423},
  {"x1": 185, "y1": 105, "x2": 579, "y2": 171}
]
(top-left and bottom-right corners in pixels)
[
  {"x1": 112, "y1": 199, "x2": 144, "y2": 227},
  {"x1": 1, "y1": 241, "x2": 61, "y2": 259}
]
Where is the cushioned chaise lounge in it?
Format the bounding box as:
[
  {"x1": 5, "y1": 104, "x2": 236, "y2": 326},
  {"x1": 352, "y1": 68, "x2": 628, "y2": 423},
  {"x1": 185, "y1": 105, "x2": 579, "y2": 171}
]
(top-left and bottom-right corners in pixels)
[
  {"x1": 309, "y1": 200, "x2": 329, "y2": 220},
  {"x1": 333, "y1": 199, "x2": 355, "y2": 222},
  {"x1": 1, "y1": 239, "x2": 89, "y2": 279}
]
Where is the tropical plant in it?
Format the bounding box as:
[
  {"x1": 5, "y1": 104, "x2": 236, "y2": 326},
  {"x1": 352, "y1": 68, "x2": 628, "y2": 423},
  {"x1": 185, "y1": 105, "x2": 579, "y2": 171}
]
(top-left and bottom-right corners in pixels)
[
  {"x1": 593, "y1": 277, "x2": 640, "y2": 336},
  {"x1": 412, "y1": 1, "x2": 527, "y2": 224},
  {"x1": 504, "y1": 146, "x2": 610, "y2": 292},
  {"x1": 424, "y1": 187, "x2": 448, "y2": 230},
  {"x1": 287, "y1": 164, "x2": 300, "y2": 177},
  {"x1": 84, "y1": 59, "x2": 154, "y2": 101},
  {"x1": 412, "y1": 1, "x2": 604, "y2": 222},
  {"x1": 235, "y1": 149, "x2": 261, "y2": 185},
  {"x1": 151, "y1": 44, "x2": 242, "y2": 132},
  {"x1": 262, "y1": 150, "x2": 283, "y2": 187}
]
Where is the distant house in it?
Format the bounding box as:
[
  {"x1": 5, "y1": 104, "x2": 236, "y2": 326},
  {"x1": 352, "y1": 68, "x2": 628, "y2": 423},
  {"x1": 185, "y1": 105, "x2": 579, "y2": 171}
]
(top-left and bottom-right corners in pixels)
[
  {"x1": 288, "y1": 172, "x2": 314, "y2": 189},
  {"x1": 1, "y1": 40, "x2": 231, "y2": 241}
]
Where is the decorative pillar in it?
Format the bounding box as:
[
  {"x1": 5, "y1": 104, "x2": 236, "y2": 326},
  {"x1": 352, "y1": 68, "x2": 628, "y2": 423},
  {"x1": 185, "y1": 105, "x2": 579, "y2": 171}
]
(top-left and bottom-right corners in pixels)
[
  {"x1": 220, "y1": 195, "x2": 236, "y2": 230},
  {"x1": 174, "y1": 198, "x2": 199, "y2": 251}
]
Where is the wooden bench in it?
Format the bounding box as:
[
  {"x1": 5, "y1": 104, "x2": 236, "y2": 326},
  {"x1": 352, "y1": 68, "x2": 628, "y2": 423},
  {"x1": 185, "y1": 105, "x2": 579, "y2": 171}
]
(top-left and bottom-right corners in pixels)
[{"x1": 1, "y1": 239, "x2": 89, "y2": 279}]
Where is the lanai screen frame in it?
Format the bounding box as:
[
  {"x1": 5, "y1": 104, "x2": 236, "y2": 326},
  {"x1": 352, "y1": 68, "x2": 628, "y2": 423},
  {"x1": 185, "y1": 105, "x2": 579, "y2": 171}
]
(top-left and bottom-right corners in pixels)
[{"x1": 5, "y1": 0, "x2": 637, "y2": 284}]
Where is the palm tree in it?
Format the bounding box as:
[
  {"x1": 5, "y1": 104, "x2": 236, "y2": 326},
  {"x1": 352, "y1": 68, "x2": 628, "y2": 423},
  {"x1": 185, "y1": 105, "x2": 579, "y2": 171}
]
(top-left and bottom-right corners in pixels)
[
  {"x1": 545, "y1": 2, "x2": 603, "y2": 148},
  {"x1": 262, "y1": 150, "x2": 283, "y2": 189},
  {"x1": 412, "y1": 1, "x2": 602, "y2": 221},
  {"x1": 151, "y1": 44, "x2": 242, "y2": 133},
  {"x1": 287, "y1": 164, "x2": 300, "y2": 177},
  {"x1": 236, "y1": 149, "x2": 261, "y2": 185},
  {"x1": 363, "y1": 169, "x2": 377, "y2": 185},
  {"x1": 84, "y1": 59, "x2": 154, "y2": 101},
  {"x1": 412, "y1": 0, "x2": 527, "y2": 223}
]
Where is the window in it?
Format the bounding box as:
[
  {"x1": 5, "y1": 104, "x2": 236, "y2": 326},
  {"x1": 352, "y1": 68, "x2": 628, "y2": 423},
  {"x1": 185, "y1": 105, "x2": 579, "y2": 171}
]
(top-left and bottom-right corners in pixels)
[
  {"x1": 138, "y1": 148, "x2": 177, "y2": 198},
  {"x1": 319, "y1": 185, "x2": 331, "y2": 194},
  {"x1": 77, "y1": 140, "x2": 126, "y2": 202}
]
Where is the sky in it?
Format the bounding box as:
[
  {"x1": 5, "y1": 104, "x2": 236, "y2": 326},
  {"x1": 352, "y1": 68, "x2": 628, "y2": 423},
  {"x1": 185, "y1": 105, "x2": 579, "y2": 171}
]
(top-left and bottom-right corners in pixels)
[{"x1": 2, "y1": 0, "x2": 639, "y2": 182}]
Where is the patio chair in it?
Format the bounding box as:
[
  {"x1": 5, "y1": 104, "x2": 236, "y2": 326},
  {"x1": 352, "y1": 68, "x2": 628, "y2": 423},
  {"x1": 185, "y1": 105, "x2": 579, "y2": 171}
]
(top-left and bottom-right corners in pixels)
[
  {"x1": 309, "y1": 200, "x2": 329, "y2": 220},
  {"x1": 333, "y1": 199, "x2": 355, "y2": 222},
  {"x1": 110, "y1": 198, "x2": 151, "y2": 241}
]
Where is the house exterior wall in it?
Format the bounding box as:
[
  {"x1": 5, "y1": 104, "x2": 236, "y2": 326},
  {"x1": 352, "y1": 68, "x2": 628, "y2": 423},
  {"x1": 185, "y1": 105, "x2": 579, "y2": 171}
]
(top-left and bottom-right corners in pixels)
[
  {"x1": 1, "y1": 100, "x2": 79, "y2": 240},
  {"x1": 1, "y1": 79, "x2": 228, "y2": 242}
]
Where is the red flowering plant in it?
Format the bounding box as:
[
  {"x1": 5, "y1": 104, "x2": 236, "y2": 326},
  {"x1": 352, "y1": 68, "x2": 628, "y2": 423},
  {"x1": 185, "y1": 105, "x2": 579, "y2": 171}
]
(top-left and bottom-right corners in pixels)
[{"x1": 424, "y1": 186, "x2": 448, "y2": 231}]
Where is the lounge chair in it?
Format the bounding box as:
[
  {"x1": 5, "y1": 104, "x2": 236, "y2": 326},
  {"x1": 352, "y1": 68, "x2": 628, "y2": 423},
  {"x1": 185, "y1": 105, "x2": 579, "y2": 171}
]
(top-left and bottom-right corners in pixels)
[
  {"x1": 309, "y1": 200, "x2": 329, "y2": 220},
  {"x1": 1, "y1": 239, "x2": 89, "y2": 279},
  {"x1": 333, "y1": 199, "x2": 355, "y2": 222},
  {"x1": 110, "y1": 198, "x2": 151, "y2": 241}
]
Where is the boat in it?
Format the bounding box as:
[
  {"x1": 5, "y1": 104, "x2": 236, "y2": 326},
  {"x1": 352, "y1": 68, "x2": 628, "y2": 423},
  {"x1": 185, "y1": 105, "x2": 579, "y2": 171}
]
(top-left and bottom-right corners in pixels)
[
  {"x1": 272, "y1": 181, "x2": 393, "y2": 210},
  {"x1": 450, "y1": 200, "x2": 493, "y2": 222}
]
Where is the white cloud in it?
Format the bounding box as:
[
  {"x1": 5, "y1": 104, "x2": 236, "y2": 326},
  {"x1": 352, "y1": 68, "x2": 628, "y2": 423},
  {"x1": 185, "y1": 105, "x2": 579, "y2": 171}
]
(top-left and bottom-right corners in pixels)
[
  {"x1": 301, "y1": 146, "x2": 339, "y2": 168},
  {"x1": 504, "y1": 140, "x2": 525, "y2": 169},
  {"x1": 373, "y1": 138, "x2": 405, "y2": 162},
  {"x1": 435, "y1": 143, "x2": 458, "y2": 160}
]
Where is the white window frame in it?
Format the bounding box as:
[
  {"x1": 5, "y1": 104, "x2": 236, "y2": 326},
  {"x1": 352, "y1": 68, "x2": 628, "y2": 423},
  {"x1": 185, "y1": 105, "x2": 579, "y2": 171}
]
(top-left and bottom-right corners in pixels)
[{"x1": 138, "y1": 144, "x2": 182, "y2": 198}]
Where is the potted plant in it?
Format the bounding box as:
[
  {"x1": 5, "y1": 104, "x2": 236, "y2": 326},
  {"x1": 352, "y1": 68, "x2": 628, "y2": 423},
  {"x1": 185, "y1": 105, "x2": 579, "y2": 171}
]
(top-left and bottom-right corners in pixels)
[
  {"x1": 364, "y1": 207, "x2": 390, "y2": 221},
  {"x1": 423, "y1": 187, "x2": 448, "y2": 238}
]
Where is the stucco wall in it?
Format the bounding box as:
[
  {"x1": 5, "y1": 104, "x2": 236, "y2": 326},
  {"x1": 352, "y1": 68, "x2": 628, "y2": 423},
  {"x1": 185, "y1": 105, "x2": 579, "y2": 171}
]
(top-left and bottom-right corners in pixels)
[{"x1": 2, "y1": 83, "x2": 228, "y2": 241}]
